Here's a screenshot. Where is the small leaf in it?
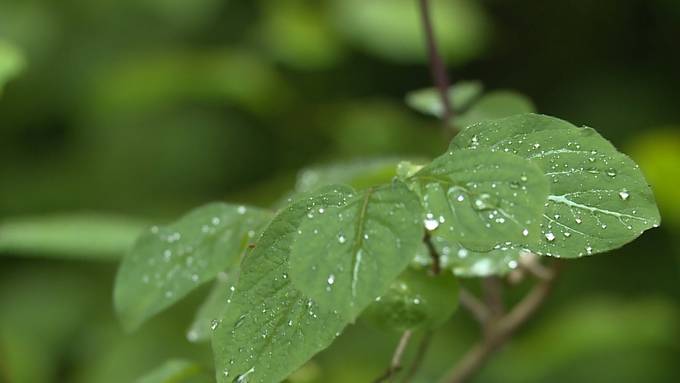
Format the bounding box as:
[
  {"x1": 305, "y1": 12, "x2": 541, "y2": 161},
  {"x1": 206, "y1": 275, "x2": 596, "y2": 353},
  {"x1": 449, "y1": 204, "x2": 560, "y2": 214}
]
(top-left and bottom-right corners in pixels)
[
  {"x1": 456, "y1": 91, "x2": 535, "y2": 128},
  {"x1": 289, "y1": 182, "x2": 423, "y2": 320},
  {"x1": 362, "y1": 268, "x2": 458, "y2": 332},
  {"x1": 212, "y1": 187, "x2": 351, "y2": 383},
  {"x1": 405, "y1": 81, "x2": 483, "y2": 118},
  {"x1": 114, "y1": 203, "x2": 271, "y2": 331},
  {"x1": 410, "y1": 149, "x2": 550, "y2": 251},
  {"x1": 295, "y1": 158, "x2": 405, "y2": 193},
  {"x1": 137, "y1": 359, "x2": 211, "y2": 383},
  {"x1": 186, "y1": 271, "x2": 235, "y2": 343},
  {"x1": 450, "y1": 113, "x2": 661, "y2": 257},
  {"x1": 0, "y1": 214, "x2": 147, "y2": 260}
]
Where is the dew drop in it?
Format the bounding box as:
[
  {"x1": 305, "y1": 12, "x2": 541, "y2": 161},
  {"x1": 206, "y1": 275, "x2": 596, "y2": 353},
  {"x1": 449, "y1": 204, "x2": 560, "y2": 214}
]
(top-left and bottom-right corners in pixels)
[
  {"x1": 605, "y1": 168, "x2": 617, "y2": 177},
  {"x1": 522, "y1": 228, "x2": 529, "y2": 237},
  {"x1": 424, "y1": 216, "x2": 440, "y2": 231},
  {"x1": 327, "y1": 274, "x2": 335, "y2": 285},
  {"x1": 508, "y1": 260, "x2": 518, "y2": 269},
  {"x1": 210, "y1": 319, "x2": 221, "y2": 330},
  {"x1": 545, "y1": 232, "x2": 556, "y2": 241},
  {"x1": 237, "y1": 206, "x2": 247, "y2": 215},
  {"x1": 338, "y1": 234, "x2": 346, "y2": 244},
  {"x1": 618, "y1": 190, "x2": 630, "y2": 200}
]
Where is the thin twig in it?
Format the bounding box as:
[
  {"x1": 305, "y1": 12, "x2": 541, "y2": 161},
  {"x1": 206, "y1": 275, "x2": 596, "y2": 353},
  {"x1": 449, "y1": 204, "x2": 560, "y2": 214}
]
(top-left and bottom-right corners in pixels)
[
  {"x1": 402, "y1": 332, "x2": 433, "y2": 383},
  {"x1": 441, "y1": 262, "x2": 561, "y2": 383},
  {"x1": 481, "y1": 277, "x2": 505, "y2": 320},
  {"x1": 458, "y1": 288, "x2": 490, "y2": 324},
  {"x1": 374, "y1": 330, "x2": 414, "y2": 383},
  {"x1": 417, "y1": 0, "x2": 454, "y2": 129},
  {"x1": 424, "y1": 232, "x2": 441, "y2": 275}
]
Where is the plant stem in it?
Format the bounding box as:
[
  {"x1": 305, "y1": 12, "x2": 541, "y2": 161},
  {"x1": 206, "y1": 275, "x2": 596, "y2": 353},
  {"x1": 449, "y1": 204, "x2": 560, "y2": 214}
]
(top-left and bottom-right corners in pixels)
[
  {"x1": 402, "y1": 332, "x2": 433, "y2": 383},
  {"x1": 374, "y1": 330, "x2": 414, "y2": 382},
  {"x1": 417, "y1": 0, "x2": 454, "y2": 129},
  {"x1": 442, "y1": 263, "x2": 561, "y2": 383}
]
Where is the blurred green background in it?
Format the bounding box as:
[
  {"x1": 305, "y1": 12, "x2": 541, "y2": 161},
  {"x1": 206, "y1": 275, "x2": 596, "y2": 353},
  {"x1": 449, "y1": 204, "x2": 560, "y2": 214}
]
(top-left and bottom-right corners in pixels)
[{"x1": 1, "y1": 0, "x2": 679, "y2": 382}]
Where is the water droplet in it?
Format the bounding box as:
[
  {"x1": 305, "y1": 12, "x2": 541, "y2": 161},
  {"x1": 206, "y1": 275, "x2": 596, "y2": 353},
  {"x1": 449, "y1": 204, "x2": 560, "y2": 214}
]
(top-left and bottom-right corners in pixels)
[
  {"x1": 338, "y1": 234, "x2": 346, "y2": 244},
  {"x1": 210, "y1": 319, "x2": 221, "y2": 330},
  {"x1": 585, "y1": 246, "x2": 593, "y2": 255},
  {"x1": 456, "y1": 195, "x2": 465, "y2": 202},
  {"x1": 237, "y1": 206, "x2": 247, "y2": 215},
  {"x1": 522, "y1": 228, "x2": 529, "y2": 237},
  {"x1": 605, "y1": 168, "x2": 617, "y2": 177},
  {"x1": 233, "y1": 367, "x2": 255, "y2": 383},
  {"x1": 575, "y1": 218, "x2": 582, "y2": 224},
  {"x1": 618, "y1": 190, "x2": 630, "y2": 200},
  {"x1": 233, "y1": 315, "x2": 247, "y2": 330},
  {"x1": 563, "y1": 232, "x2": 571, "y2": 237},
  {"x1": 424, "y1": 216, "x2": 440, "y2": 231},
  {"x1": 457, "y1": 248, "x2": 469, "y2": 258},
  {"x1": 472, "y1": 193, "x2": 496, "y2": 210},
  {"x1": 508, "y1": 260, "x2": 518, "y2": 269},
  {"x1": 318, "y1": 208, "x2": 325, "y2": 214},
  {"x1": 327, "y1": 274, "x2": 335, "y2": 285},
  {"x1": 545, "y1": 232, "x2": 556, "y2": 241}
]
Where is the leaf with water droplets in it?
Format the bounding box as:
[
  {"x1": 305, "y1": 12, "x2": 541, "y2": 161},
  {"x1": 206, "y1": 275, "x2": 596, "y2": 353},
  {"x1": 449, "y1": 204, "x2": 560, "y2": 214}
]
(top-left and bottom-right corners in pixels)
[
  {"x1": 212, "y1": 186, "x2": 351, "y2": 383},
  {"x1": 137, "y1": 359, "x2": 210, "y2": 383},
  {"x1": 114, "y1": 203, "x2": 271, "y2": 331},
  {"x1": 186, "y1": 271, "x2": 236, "y2": 343},
  {"x1": 410, "y1": 149, "x2": 549, "y2": 251},
  {"x1": 295, "y1": 158, "x2": 406, "y2": 193},
  {"x1": 289, "y1": 182, "x2": 423, "y2": 320},
  {"x1": 362, "y1": 268, "x2": 459, "y2": 332},
  {"x1": 427, "y1": 236, "x2": 523, "y2": 277},
  {"x1": 450, "y1": 113, "x2": 661, "y2": 257}
]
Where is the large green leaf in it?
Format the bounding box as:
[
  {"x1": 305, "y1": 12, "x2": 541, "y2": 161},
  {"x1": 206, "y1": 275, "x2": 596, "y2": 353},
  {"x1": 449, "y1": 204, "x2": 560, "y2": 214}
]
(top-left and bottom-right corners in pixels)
[
  {"x1": 114, "y1": 203, "x2": 271, "y2": 331},
  {"x1": 450, "y1": 114, "x2": 661, "y2": 257},
  {"x1": 410, "y1": 149, "x2": 550, "y2": 251},
  {"x1": 289, "y1": 182, "x2": 423, "y2": 320},
  {"x1": 211, "y1": 187, "x2": 351, "y2": 383},
  {"x1": 0, "y1": 214, "x2": 147, "y2": 260}
]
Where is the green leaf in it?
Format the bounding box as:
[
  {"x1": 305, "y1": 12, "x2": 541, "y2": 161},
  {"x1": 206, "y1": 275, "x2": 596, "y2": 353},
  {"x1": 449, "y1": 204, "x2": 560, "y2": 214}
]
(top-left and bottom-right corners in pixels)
[
  {"x1": 456, "y1": 91, "x2": 535, "y2": 128},
  {"x1": 137, "y1": 359, "x2": 211, "y2": 383},
  {"x1": 405, "y1": 81, "x2": 484, "y2": 118},
  {"x1": 421, "y1": 236, "x2": 523, "y2": 277},
  {"x1": 450, "y1": 113, "x2": 661, "y2": 257},
  {"x1": 114, "y1": 203, "x2": 271, "y2": 331},
  {"x1": 0, "y1": 39, "x2": 25, "y2": 94},
  {"x1": 211, "y1": 187, "x2": 351, "y2": 383},
  {"x1": 289, "y1": 182, "x2": 423, "y2": 320},
  {"x1": 410, "y1": 149, "x2": 550, "y2": 251},
  {"x1": 295, "y1": 158, "x2": 406, "y2": 193},
  {"x1": 362, "y1": 268, "x2": 458, "y2": 332},
  {"x1": 186, "y1": 271, "x2": 235, "y2": 343},
  {"x1": 0, "y1": 214, "x2": 148, "y2": 260}
]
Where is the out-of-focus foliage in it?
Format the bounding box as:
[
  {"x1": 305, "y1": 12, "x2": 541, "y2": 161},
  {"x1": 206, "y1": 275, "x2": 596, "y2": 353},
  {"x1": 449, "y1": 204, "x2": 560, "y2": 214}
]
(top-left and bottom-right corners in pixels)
[
  {"x1": 0, "y1": 0, "x2": 678, "y2": 381},
  {"x1": 0, "y1": 39, "x2": 25, "y2": 95}
]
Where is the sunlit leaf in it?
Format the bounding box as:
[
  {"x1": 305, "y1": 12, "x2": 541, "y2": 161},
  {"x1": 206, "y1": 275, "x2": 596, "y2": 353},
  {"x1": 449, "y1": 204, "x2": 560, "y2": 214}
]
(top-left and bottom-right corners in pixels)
[
  {"x1": 450, "y1": 114, "x2": 661, "y2": 257},
  {"x1": 0, "y1": 39, "x2": 25, "y2": 94},
  {"x1": 114, "y1": 203, "x2": 271, "y2": 331},
  {"x1": 211, "y1": 187, "x2": 351, "y2": 383},
  {"x1": 289, "y1": 182, "x2": 423, "y2": 320},
  {"x1": 410, "y1": 149, "x2": 549, "y2": 251}
]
